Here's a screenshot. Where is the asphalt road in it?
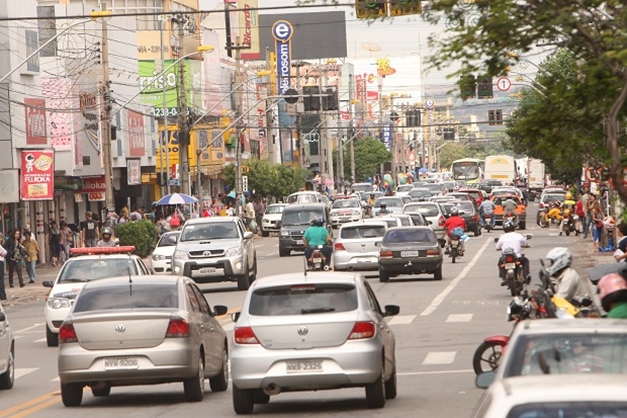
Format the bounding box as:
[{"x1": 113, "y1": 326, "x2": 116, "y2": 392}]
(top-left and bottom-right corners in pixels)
[{"x1": 2, "y1": 203, "x2": 589, "y2": 417}]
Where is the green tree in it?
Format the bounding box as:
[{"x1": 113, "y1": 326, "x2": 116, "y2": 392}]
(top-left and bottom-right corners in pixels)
[
  {"x1": 115, "y1": 220, "x2": 158, "y2": 258},
  {"x1": 347, "y1": 136, "x2": 392, "y2": 182},
  {"x1": 223, "y1": 159, "x2": 307, "y2": 200},
  {"x1": 439, "y1": 142, "x2": 470, "y2": 169},
  {"x1": 422, "y1": 1, "x2": 627, "y2": 203}
]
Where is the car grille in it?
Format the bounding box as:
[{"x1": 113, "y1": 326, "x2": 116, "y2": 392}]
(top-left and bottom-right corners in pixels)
[
  {"x1": 189, "y1": 249, "x2": 225, "y2": 258},
  {"x1": 290, "y1": 231, "x2": 304, "y2": 240}
]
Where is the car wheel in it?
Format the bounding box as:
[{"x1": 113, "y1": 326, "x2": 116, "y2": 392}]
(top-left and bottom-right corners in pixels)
[
  {"x1": 46, "y1": 324, "x2": 59, "y2": 347},
  {"x1": 434, "y1": 266, "x2": 443, "y2": 281},
  {"x1": 261, "y1": 231, "x2": 269, "y2": 237},
  {"x1": 365, "y1": 365, "x2": 386, "y2": 409},
  {"x1": 61, "y1": 382, "x2": 83, "y2": 407},
  {"x1": 378, "y1": 269, "x2": 389, "y2": 283},
  {"x1": 237, "y1": 264, "x2": 250, "y2": 291},
  {"x1": 279, "y1": 247, "x2": 289, "y2": 257},
  {"x1": 232, "y1": 385, "x2": 255, "y2": 415},
  {"x1": 249, "y1": 257, "x2": 257, "y2": 283},
  {"x1": 183, "y1": 355, "x2": 205, "y2": 402},
  {"x1": 0, "y1": 345, "x2": 14, "y2": 390},
  {"x1": 253, "y1": 389, "x2": 270, "y2": 404},
  {"x1": 209, "y1": 345, "x2": 229, "y2": 392},
  {"x1": 91, "y1": 384, "x2": 111, "y2": 397},
  {"x1": 384, "y1": 367, "x2": 397, "y2": 399}
]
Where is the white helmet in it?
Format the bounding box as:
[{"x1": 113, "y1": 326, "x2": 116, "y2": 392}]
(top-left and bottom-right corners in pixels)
[{"x1": 545, "y1": 247, "x2": 572, "y2": 276}]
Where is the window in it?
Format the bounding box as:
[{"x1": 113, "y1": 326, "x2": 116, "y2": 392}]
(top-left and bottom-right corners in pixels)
[
  {"x1": 59, "y1": 259, "x2": 139, "y2": 283},
  {"x1": 180, "y1": 223, "x2": 239, "y2": 241},
  {"x1": 249, "y1": 284, "x2": 358, "y2": 316},
  {"x1": 73, "y1": 284, "x2": 178, "y2": 312},
  {"x1": 408, "y1": 204, "x2": 439, "y2": 217},
  {"x1": 341, "y1": 225, "x2": 385, "y2": 240},
  {"x1": 506, "y1": 402, "x2": 627, "y2": 418},
  {"x1": 333, "y1": 199, "x2": 360, "y2": 209},
  {"x1": 384, "y1": 228, "x2": 436, "y2": 244},
  {"x1": 363, "y1": 281, "x2": 383, "y2": 315},
  {"x1": 186, "y1": 285, "x2": 201, "y2": 313},
  {"x1": 189, "y1": 284, "x2": 210, "y2": 314}
]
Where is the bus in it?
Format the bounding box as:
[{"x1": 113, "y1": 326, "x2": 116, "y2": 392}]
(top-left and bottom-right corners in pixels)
[
  {"x1": 451, "y1": 158, "x2": 484, "y2": 184},
  {"x1": 484, "y1": 155, "x2": 517, "y2": 184}
]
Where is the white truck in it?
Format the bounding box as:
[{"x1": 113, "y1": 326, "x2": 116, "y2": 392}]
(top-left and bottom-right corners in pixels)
[
  {"x1": 527, "y1": 158, "x2": 545, "y2": 198},
  {"x1": 484, "y1": 155, "x2": 516, "y2": 184}
]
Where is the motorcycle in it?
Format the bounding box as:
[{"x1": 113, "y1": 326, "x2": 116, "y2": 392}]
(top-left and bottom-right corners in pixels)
[
  {"x1": 307, "y1": 246, "x2": 331, "y2": 271},
  {"x1": 499, "y1": 248, "x2": 527, "y2": 296},
  {"x1": 447, "y1": 227, "x2": 465, "y2": 263},
  {"x1": 539, "y1": 202, "x2": 563, "y2": 228},
  {"x1": 560, "y1": 209, "x2": 579, "y2": 236},
  {"x1": 483, "y1": 213, "x2": 494, "y2": 233}
]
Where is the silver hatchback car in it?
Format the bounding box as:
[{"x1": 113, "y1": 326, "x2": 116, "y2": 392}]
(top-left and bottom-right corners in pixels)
[
  {"x1": 57, "y1": 275, "x2": 229, "y2": 406},
  {"x1": 231, "y1": 272, "x2": 400, "y2": 414},
  {"x1": 333, "y1": 221, "x2": 387, "y2": 271}
]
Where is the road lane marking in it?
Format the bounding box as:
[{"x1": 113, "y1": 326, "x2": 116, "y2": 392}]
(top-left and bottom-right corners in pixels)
[
  {"x1": 0, "y1": 390, "x2": 59, "y2": 418},
  {"x1": 398, "y1": 369, "x2": 473, "y2": 376},
  {"x1": 387, "y1": 315, "x2": 416, "y2": 325},
  {"x1": 14, "y1": 368, "x2": 38, "y2": 379},
  {"x1": 423, "y1": 351, "x2": 456, "y2": 365},
  {"x1": 11, "y1": 397, "x2": 61, "y2": 418},
  {"x1": 446, "y1": 314, "x2": 473, "y2": 322},
  {"x1": 420, "y1": 238, "x2": 492, "y2": 316},
  {"x1": 34, "y1": 338, "x2": 46, "y2": 343},
  {"x1": 14, "y1": 323, "x2": 44, "y2": 333}
]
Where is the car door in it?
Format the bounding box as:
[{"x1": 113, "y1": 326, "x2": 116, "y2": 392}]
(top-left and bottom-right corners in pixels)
[
  {"x1": 184, "y1": 284, "x2": 210, "y2": 369},
  {"x1": 0, "y1": 305, "x2": 8, "y2": 372},
  {"x1": 363, "y1": 280, "x2": 395, "y2": 376},
  {"x1": 238, "y1": 219, "x2": 253, "y2": 271},
  {"x1": 190, "y1": 284, "x2": 222, "y2": 373}
]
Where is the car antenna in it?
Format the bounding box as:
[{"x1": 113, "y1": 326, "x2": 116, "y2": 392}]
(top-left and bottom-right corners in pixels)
[{"x1": 128, "y1": 266, "x2": 133, "y2": 296}]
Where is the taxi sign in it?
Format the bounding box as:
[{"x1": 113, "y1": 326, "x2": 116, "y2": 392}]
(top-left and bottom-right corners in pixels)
[{"x1": 69, "y1": 246, "x2": 136, "y2": 257}]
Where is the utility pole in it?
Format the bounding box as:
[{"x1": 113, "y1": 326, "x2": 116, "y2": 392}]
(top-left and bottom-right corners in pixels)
[
  {"x1": 349, "y1": 76, "x2": 356, "y2": 182},
  {"x1": 235, "y1": 38, "x2": 243, "y2": 199},
  {"x1": 390, "y1": 95, "x2": 397, "y2": 180},
  {"x1": 100, "y1": 4, "x2": 114, "y2": 213},
  {"x1": 323, "y1": 64, "x2": 334, "y2": 192},
  {"x1": 175, "y1": 14, "x2": 190, "y2": 195},
  {"x1": 160, "y1": 17, "x2": 171, "y2": 195},
  {"x1": 265, "y1": 47, "x2": 275, "y2": 164},
  {"x1": 337, "y1": 104, "x2": 344, "y2": 185}
]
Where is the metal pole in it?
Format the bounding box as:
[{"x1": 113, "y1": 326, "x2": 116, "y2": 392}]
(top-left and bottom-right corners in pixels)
[
  {"x1": 235, "y1": 37, "x2": 243, "y2": 200},
  {"x1": 100, "y1": 5, "x2": 114, "y2": 213},
  {"x1": 337, "y1": 104, "x2": 344, "y2": 184},
  {"x1": 323, "y1": 65, "x2": 334, "y2": 193},
  {"x1": 265, "y1": 47, "x2": 275, "y2": 163},
  {"x1": 349, "y1": 77, "x2": 356, "y2": 181},
  {"x1": 176, "y1": 15, "x2": 190, "y2": 194},
  {"x1": 224, "y1": 1, "x2": 233, "y2": 58},
  {"x1": 160, "y1": 19, "x2": 170, "y2": 195}
]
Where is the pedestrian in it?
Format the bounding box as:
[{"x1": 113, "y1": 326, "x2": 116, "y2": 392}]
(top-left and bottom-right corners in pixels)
[
  {"x1": 0, "y1": 238, "x2": 7, "y2": 300},
  {"x1": 244, "y1": 196, "x2": 255, "y2": 230},
  {"x1": 580, "y1": 187, "x2": 590, "y2": 238},
  {"x1": 129, "y1": 204, "x2": 144, "y2": 222},
  {"x1": 6, "y1": 229, "x2": 26, "y2": 288},
  {"x1": 254, "y1": 197, "x2": 265, "y2": 235},
  {"x1": 49, "y1": 220, "x2": 61, "y2": 266},
  {"x1": 59, "y1": 221, "x2": 73, "y2": 263},
  {"x1": 81, "y1": 211, "x2": 99, "y2": 248},
  {"x1": 591, "y1": 199, "x2": 605, "y2": 250},
  {"x1": 22, "y1": 231, "x2": 39, "y2": 284}
]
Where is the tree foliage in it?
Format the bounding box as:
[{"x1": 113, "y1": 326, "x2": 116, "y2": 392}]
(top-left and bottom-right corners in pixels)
[
  {"x1": 116, "y1": 220, "x2": 158, "y2": 258},
  {"x1": 347, "y1": 136, "x2": 392, "y2": 182},
  {"x1": 223, "y1": 158, "x2": 308, "y2": 200},
  {"x1": 423, "y1": 0, "x2": 627, "y2": 203},
  {"x1": 439, "y1": 142, "x2": 469, "y2": 169}
]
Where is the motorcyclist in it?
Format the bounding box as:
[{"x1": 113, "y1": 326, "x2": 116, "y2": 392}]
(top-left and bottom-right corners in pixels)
[
  {"x1": 545, "y1": 247, "x2": 600, "y2": 309},
  {"x1": 367, "y1": 193, "x2": 377, "y2": 207},
  {"x1": 478, "y1": 198, "x2": 497, "y2": 227},
  {"x1": 376, "y1": 202, "x2": 391, "y2": 216},
  {"x1": 444, "y1": 207, "x2": 467, "y2": 254},
  {"x1": 303, "y1": 216, "x2": 333, "y2": 269},
  {"x1": 495, "y1": 220, "x2": 530, "y2": 284},
  {"x1": 597, "y1": 273, "x2": 627, "y2": 318},
  {"x1": 96, "y1": 227, "x2": 116, "y2": 248},
  {"x1": 545, "y1": 201, "x2": 563, "y2": 225},
  {"x1": 502, "y1": 195, "x2": 519, "y2": 223}
]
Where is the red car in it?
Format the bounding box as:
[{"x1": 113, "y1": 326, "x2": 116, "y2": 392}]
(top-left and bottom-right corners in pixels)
[{"x1": 457, "y1": 188, "x2": 486, "y2": 207}]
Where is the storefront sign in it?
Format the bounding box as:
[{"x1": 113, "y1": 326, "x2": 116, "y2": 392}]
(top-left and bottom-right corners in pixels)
[
  {"x1": 127, "y1": 110, "x2": 145, "y2": 157},
  {"x1": 24, "y1": 98, "x2": 47, "y2": 145},
  {"x1": 20, "y1": 150, "x2": 54, "y2": 200},
  {"x1": 88, "y1": 192, "x2": 105, "y2": 201},
  {"x1": 81, "y1": 175, "x2": 105, "y2": 193},
  {"x1": 239, "y1": 0, "x2": 261, "y2": 60},
  {"x1": 127, "y1": 159, "x2": 141, "y2": 185},
  {"x1": 272, "y1": 20, "x2": 293, "y2": 95}
]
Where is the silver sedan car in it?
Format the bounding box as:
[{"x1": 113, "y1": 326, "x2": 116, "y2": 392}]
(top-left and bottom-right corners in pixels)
[
  {"x1": 231, "y1": 272, "x2": 400, "y2": 414},
  {"x1": 0, "y1": 302, "x2": 14, "y2": 390},
  {"x1": 57, "y1": 275, "x2": 229, "y2": 406},
  {"x1": 333, "y1": 221, "x2": 387, "y2": 271}
]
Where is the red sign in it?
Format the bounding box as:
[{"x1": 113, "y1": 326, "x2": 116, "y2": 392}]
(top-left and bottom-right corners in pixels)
[
  {"x1": 340, "y1": 111, "x2": 350, "y2": 121},
  {"x1": 88, "y1": 192, "x2": 105, "y2": 201},
  {"x1": 127, "y1": 110, "x2": 145, "y2": 157},
  {"x1": 24, "y1": 98, "x2": 47, "y2": 145},
  {"x1": 20, "y1": 150, "x2": 54, "y2": 200},
  {"x1": 81, "y1": 175, "x2": 105, "y2": 193}
]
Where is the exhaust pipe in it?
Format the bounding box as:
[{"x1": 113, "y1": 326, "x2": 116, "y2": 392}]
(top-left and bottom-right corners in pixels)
[{"x1": 263, "y1": 383, "x2": 281, "y2": 396}]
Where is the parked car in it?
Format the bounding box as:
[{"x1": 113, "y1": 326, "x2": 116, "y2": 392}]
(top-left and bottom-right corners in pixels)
[
  {"x1": 0, "y1": 301, "x2": 14, "y2": 390},
  {"x1": 402, "y1": 202, "x2": 447, "y2": 244},
  {"x1": 43, "y1": 246, "x2": 151, "y2": 347},
  {"x1": 151, "y1": 231, "x2": 181, "y2": 274},
  {"x1": 378, "y1": 226, "x2": 443, "y2": 282},
  {"x1": 408, "y1": 188, "x2": 432, "y2": 202},
  {"x1": 57, "y1": 275, "x2": 229, "y2": 406},
  {"x1": 395, "y1": 184, "x2": 414, "y2": 197},
  {"x1": 171, "y1": 217, "x2": 257, "y2": 290},
  {"x1": 372, "y1": 196, "x2": 404, "y2": 214},
  {"x1": 230, "y1": 272, "x2": 399, "y2": 414},
  {"x1": 261, "y1": 203, "x2": 287, "y2": 237},
  {"x1": 333, "y1": 221, "x2": 387, "y2": 271},
  {"x1": 330, "y1": 198, "x2": 363, "y2": 228},
  {"x1": 450, "y1": 200, "x2": 482, "y2": 236},
  {"x1": 279, "y1": 203, "x2": 331, "y2": 257}
]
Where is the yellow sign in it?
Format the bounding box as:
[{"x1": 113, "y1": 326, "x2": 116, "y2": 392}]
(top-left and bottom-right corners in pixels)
[
  {"x1": 156, "y1": 125, "x2": 226, "y2": 171},
  {"x1": 242, "y1": 166, "x2": 250, "y2": 173}
]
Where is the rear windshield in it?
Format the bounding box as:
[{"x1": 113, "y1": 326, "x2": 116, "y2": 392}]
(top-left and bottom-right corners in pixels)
[
  {"x1": 58, "y1": 259, "x2": 139, "y2": 283},
  {"x1": 405, "y1": 204, "x2": 439, "y2": 217},
  {"x1": 333, "y1": 199, "x2": 360, "y2": 209},
  {"x1": 409, "y1": 189, "x2": 431, "y2": 197},
  {"x1": 73, "y1": 284, "x2": 178, "y2": 312},
  {"x1": 373, "y1": 198, "x2": 403, "y2": 208},
  {"x1": 397, "y1": 185, "x2": 414, "y2": 192},
  {"x1": 384, "y1": 228, "x2": 436, "y2": 243},
  {"x1": 266, "y1": 205, "x2": 285, "y2": 214},
  {"x1": 287, "y1": 194, "x2": 318, "y2": 204},
  {"x1": 282, "y1": 209, "x2": 323, "y2": 226},
  {"x1": 407, "y1": 213, "x2": 426, "y2": 226},
  {"x1": 454, "y1": 202, "x2": 474, "y2": 213},
  {"x1": 249, "y1": 284, "x2": 358, "y2": 316},
  {"x1": 506, "y1": 402, "x2": 627, "y2": 418},
  {"x1": 425, "y1": 184, "x2": 443, "y2": 191},
  {"x1": 341, "y1": 225, "x2": 385, "y2": 239},
  {"x1": 181, "y1": 222, "x2": 239, "y2": 241},
  {"x1": 351, "y1": 183, "x2": 373, "y2": 193},
  {"x1": 542, "y1": 194, "x2": 565, "y2": 203}
]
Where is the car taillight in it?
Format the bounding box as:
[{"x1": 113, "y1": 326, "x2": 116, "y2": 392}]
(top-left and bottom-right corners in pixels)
[
  {"x1": 348, "y1": 321, "x2": 376, "y2": 340},
  {"x1": 539, "y1": 202, "x2": 544, "y2": 209},
  {"x1": 166, "y1": 318, "x2": 190, "y2": 338},
  {"x1": 379, "y1": 250, "x2": 393, "y2": 258},
  {"x1": 472, "y1": 214, "x2": 479, "y2": 222},
  {"x1": 334, "y1": 242, "x2": 346, "y2": 251},
  {"x1": 505, "y1": 255, "x2": 515, "y2": 263},
  {"x1": 438, "y1": 216, "x2": 446, "y2": 227},
  {"x1": 234, "y1": 327, "x2": 260, "y2": 344},
  {"x1": 426, "y1": 249, "x2": 440, "y2": 256},
  {"x1": 59, "y1": 323, "x2": 78, "y2": 344}
]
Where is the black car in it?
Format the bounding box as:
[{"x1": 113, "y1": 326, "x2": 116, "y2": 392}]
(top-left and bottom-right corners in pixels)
[
  {"x1": 378, "y1": 227, "x2": 443, "y2": 282},
  {"x1": 442, "y1": 200, "x2": 482, "y2": 236}
]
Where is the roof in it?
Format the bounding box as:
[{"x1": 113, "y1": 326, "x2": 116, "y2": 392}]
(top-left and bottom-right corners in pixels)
[
  {"x1": 282, "y1": 202, "x2": 328, "y2": 212},
  {"x1": 81, "y1": 275, "x2": 185, "y2": 289},
  {"x1": 514, "y1": 318, "x2": 627, "y2": 334},
  {"x1": 249, "y1": 272, "x2": 360, "y2": 290},
  {"x1": 185, "y1": 216, "x2": 239, "y2": 226}
]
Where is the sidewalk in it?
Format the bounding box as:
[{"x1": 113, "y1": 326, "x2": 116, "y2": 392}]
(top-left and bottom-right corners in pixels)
[
  {"x1": 572, "y1": 237, "x2": 616, "y2": 279},
  {"x1": 2, "y1": 263, "x2": 62, "y2": 309}
]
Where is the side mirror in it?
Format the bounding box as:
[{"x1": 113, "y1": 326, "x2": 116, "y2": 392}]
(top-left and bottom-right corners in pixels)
[
  {"x1": 493, "y1": 237, "x2": 499, "y2": 243},
  {"x1": 0, "y1": 312, "x2": 5, "y2": 322},
  {"x1": 276, "y1": 221, "x2": 282, "y2": 229},
  {"x1": 168, "y1": 236, "x2": 177, "y2": 244},
  {"x1": 231, "y1": 312, "x2": 241, "y2": 322},
  {"x1": 475, "y1": 371, "x2": 496, "y2": 389},
  {"x1": 213, "y1": 305, "x2": 228, "y2": 316},
  {"x1": 526, "y1": 234, "x2": 533, "y2": 240},
  {"x1": 42, "y1": 280, "x2": 54, "y2": 288},
  {"x1": 243, "y1": 231, "x2": 254, "y2": 240},
  {"x1": 384, "y1": 304, "x2": 400, "y2": 317}
]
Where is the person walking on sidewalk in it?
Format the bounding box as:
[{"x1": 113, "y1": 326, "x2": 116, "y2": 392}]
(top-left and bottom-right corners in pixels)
[
  {"x1": 81, "y1": 211, "x2": 99, "y2": 248},
  {"x1": 0, "y1": 240, "x2": 6, "y2": 300},
  {"x1": 22, "y1": 231, "x2": 40, "y2": 284},
  {"x1": 48, "y1": 220, "x2": 61, "y2": 267},
  {"x1": 6, "y1": 229, "x2": 26, "y2": 288}
]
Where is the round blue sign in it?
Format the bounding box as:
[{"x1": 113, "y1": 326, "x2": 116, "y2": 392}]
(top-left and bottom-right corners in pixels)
[{"x1": 272, "y1": 20, "x2": 293, "y2": 43}]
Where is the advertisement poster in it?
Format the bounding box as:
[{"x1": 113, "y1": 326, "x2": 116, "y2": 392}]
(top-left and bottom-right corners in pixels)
[
  {"x1": 24, "y1": 98, "x2": 47, "y2": 145},
  {"x1": 127, "y1": 159, "x2": 141, "y2": 185},
  {"x1": 20, "y1": 150, "x2": 54, "y2": 200}
]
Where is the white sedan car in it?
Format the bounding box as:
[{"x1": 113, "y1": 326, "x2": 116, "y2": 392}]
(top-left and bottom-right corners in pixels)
[
  {"x1": 151, "y1": 231, "x2": 181, "y2": 273},
  {"x1": 0, "y1": 302, "x2": 14, "y2": 389},
  {"x1": 261, "y1": 204, "x2": 287, "y2": 237}
]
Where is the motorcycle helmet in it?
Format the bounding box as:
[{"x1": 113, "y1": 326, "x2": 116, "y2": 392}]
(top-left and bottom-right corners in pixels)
[
  {"x1": 311, "y1": 216, "x2": 324, "y2": 227},
  {"x1": 102, "y1": 227, "x2": 112, "y2": 237},
  {"x1": 545, "y1": 247, "x2": 572, "y2": 277},
  {"x1": 380, "y1": 203, "x2": 387, "y2": 209},
  {"x1": 450, "y1": 207, "x2": 459, "y2": 216},
  {"x1": 565, "y1": 192, "x2": 573, "y2": 200},
  {"x1": 503, "y1": 219, "x2": 516, "y2": 232},
  {"x1": 598, "y1": 273, "x2": 627, "y2": 312}
]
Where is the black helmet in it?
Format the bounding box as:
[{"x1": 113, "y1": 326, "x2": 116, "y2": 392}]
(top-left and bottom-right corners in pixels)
[
  {"x1": 311, "y1": 216, "x2": 324, "y2": 227},
  {"x1": 503, "y1": 220, "x2": 516, "y2": 232},
  {"x1": 380, "y1": 203, "x2": 387, "y2": 209}
]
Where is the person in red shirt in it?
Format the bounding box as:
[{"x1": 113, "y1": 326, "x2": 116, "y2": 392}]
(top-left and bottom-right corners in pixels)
[{"x1": 444, "y1": 207, "x2": 467, "y2": 254}]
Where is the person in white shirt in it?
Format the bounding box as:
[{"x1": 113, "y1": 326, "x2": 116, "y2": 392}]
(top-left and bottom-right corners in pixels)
[
  {"x1": 545, "y1": 247, "x2": 600, "y2": 310},
  {"x1": 496, "y1": 220, "x2": 530, "y2": 283}
]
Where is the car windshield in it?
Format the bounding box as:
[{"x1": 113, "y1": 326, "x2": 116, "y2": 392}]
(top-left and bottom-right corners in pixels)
[
  {"x1": 424, "y1": 184, "x2": 443, "y2": 191},
  {"x1": 180, "y1": 222, "x2": 239, "y2": 241},
  {"x1": 287, "y1": 194, "x2": 318, "y2": 204},
  {"x1": 73, "y1": 284, "x2": 178, "y2": 312},
  {"x1": 397, "y1": 185, "x2": 414, "y2": 192},
  {"x1": 266, "y1": 205, "x2": 285, "y2": 214},
  {"x1": 506, "y1": 402, "x2": 627, "y2": 417},
  {"x1": 341, "y1": 225, "x2": 386, "y2": 239},
  {"x1": 373, "y1": 198, "x2": 403, "y2": 208},
  {"x1": 157, "y1": 232, "x2": 180, "y2": 247},
  {"x1": 405, "y1": 204, "x2": 439, "y2": 217},
  {"x1": 351, "y1": 183, "x2": 373, "y2": 193},
  {"x1": 282, "y1": 210, "x2": 322, "y2": 226},
  {"x1": 333, "y1": 199, "x2": 360, "y2": 209},
  {"x1": 505, "y1": 334, "x2": 627, "y2": 377},
  {"x1": 249, "y1": 284, "x2": 358, "y2": 316},
  {"x1": 58, "y1": 259, "x2": 139, "y2": 283},
  {"x1": 383, "y1": 228, "x2": 436, "y2": 243},
  {"x1": 454, "y1": 202, "x2": 474, "y2": 213}
]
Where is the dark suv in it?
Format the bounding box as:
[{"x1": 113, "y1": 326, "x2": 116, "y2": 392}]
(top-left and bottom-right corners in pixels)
[{"x1": 279, "y1": 203, "x2": 331, "y2": 257}]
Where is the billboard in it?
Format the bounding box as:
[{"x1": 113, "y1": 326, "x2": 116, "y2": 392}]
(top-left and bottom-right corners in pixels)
[
  {"x1": 156, "y1": 126, "x2": 226, "y2": 171},
  {"x1": 41, "y1": 78, "x2": 74, "y2": 151},
  {"x1": 20, "y1": 150, "x2": 54, "y2": 201},
  {"x1": 24, "y1": 98, "x2": 47, "y2": 145},
  {"x1": 238, "y1": 0, "x2": 261, "y2": 60},
  {"x1": 257, "y1": 12, "x2": 347, "y2": 61},
  {"x1": 127, "y1": 110, "x2": 145, "y2": 157},
  {"x1": 272, "y1": 21, "x2": 293, "y2": 95}
]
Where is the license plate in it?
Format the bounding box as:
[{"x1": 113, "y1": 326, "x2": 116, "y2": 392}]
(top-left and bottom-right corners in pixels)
[
  {"x1": 357, "y1": 257, "x2": 378, "y2": 263},
  {"x1": 104, "y1": 357, "x2": 139, "y2": 370},
  {"x1": 505, "y1": 263, "x2": 516, "y2": 269},
  {"x1": 451, "y1": 241, "x2": 459, "y2": 247},
  {"x1": 199, "y1": 267, "x2": 216, "y2": 274},
  {"x1": 401, "y1": 250, "x2": 419, "y2": 257},
  {"x1": 296, "y1": 240, "x2": 304, "y2": 245},
  {"x1": 286, "y1": 360, "x2": 323, "y2": 373}
]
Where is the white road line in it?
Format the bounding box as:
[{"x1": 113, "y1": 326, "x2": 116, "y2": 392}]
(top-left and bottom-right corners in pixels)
[
  {"x1": 34, "y1": 338, "x2": 47, "y2": 343},
  {"x1": 387, "y1": 315, "x2": 416, "y2": 325},
  {"x1": 420, "y1": 238, "x2": 492, "y2": 316},
  {"x1": 398, "y1": 369, "x2": 473, "y2": 376},
  {"x1": 422, "y1": 351, "x2": 457, "y2": 365},
  {"x1": 446, "y1": 314, "x2": 473, "y2": 323},
  {"x1": 15, "y1": 368, "x2": 38, "y2": 379},
  {"x1": 14, "y1": 323, "x2": 45, "y2": 333}
]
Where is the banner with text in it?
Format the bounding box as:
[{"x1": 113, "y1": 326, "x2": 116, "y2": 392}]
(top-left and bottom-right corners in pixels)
[
  {"x1": 20, "y1": 150, "x2": 54, "y2": 200},
  {"x1": 24, "y1": 98, "x2": 47, "y2": 145}
]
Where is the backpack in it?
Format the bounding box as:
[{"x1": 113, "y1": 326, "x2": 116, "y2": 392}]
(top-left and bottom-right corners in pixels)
[
  {"x1": 451, "y1": 227, "x2": 465, "y2": 238},
  {"x1": 170, "y1": 212, "x2": 180, "y2": 228}
]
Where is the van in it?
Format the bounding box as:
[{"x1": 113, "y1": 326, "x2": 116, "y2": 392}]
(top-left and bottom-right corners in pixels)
[
  {"x1": 285, "y1": 191, "x2": 324, "y2": 204},
  {"x1": 350, "y1": 182, "x2": 374, "y2": 194},
  {"x1": 278, "y1": 203, "x2": 331, "y2": 257}
]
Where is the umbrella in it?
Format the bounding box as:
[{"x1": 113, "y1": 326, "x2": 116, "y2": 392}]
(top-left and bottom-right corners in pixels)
[{"x1": 155, "y1": 192, "x2": 198, "y2": 206}]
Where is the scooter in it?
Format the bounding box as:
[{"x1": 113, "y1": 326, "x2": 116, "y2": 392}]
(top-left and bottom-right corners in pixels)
[
  {"x1": 308, "y1": 246, "x2": 330, "y2": 271},
  {"x1": 483, "y1": 213, "x2": 493, "y2": 233}
]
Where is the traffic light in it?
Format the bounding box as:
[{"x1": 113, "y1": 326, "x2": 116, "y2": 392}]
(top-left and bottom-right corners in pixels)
[
  {"x1": 495, "y1": 109, "x2": 503, "y2": 125},
  {"x1": 443, "y1": 127, "x2": 455, "y2": 140},
  {"x1": 488, "y1": 110, "x2": 496, "y2": 126},
  {"x1": 405, "y1": 109, "x2": 421, "y2": 127},
  {"x1": 477, "y1": 76, "x2": 494, "y2": 99},
  {"x1": 303, "y1": 86, "x2": 321, "y2": 112},
  {"x1": 460, "y1": 75, "x2": 477, "y2": 100},
  {"x1": 322, "y1": 87, "x2": 339, "y2": 111},
  {"x1": 356, "y1": 0, "x2": 387, "y2": 19}
]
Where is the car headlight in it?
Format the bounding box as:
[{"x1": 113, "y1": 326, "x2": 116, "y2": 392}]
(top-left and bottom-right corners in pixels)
[
  {"x1": 353, "y1": 210, "x2": 361, "y2": 216},
  {"x1": 152, "y1": 254, "x2": 166, "y2": 261},
  {"x1": 280, "y1": 230, "x2": 289, "y2": 236},
  {"x1": 173, "y1": 250, "x2": 189, "y2": 260},
  {"x1": 48, "y1": 298, "x2": 72, "y2": 309},
  {"x1": 226, "y1": 247, "x2": 242, "y2": 256}
]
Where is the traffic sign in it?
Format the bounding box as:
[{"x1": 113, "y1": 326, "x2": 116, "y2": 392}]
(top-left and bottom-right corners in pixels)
[
  {"x1": 242, "y1": 165, "x2": 250, "y2": 173},
  {"x1": 390, "y1": 111, "x2": 400, "y2": 122},
  {"x1": 496, "y1": 77, "x2": 511, "y2": 92},
  {"x1": 284, "y1": 88, "x2": 299, "y2": 104},
  {"x1": 425, "y1": 98, "x2": 434, "y2": 108}
]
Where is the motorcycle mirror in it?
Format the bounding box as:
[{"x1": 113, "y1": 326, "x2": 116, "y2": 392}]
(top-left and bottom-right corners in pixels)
[
  {"x1": 475, "y1": 371, "x2": 496, "y2": 389},
  {"x1": 526, "y1": 234, "x2": 533, "y2": 240},
  {"x1": 493, "y1": 237, "x2": 499, "y2": 243}
]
